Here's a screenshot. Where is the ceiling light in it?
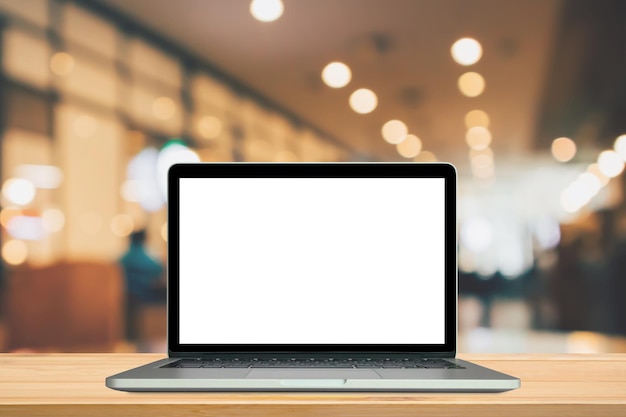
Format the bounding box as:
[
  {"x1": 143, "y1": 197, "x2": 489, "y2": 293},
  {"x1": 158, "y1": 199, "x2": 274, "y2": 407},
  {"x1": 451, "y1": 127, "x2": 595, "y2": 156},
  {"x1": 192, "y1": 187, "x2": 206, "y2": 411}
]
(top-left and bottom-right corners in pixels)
[
  {"x1": 396, "y1": 134, "x2": 422, "y2": 158},
  {"x1": 458, "y1": 72, "x2": 485, "y2": 97},
  {"x1": 321, "y1": 62, "x2": 351, "y2": 88},
  {"x1": 551, "y1": 137, "x2": 576, "y2": 162},
  {"x1": 381, "y1": 120, "x2": 408, "y2": 144},
  {"x1": 349, "y1": 88, "x2": 377, "y2": 114},
  {"x1": 466, "y1": 126, "x2": 492, "y2": 150},
  {"x1": 597, "y1": 150, "x2": 625, "y2": 178},
  {"x1": 451, "y1": 38, "x2": 483, "y2": 66},
  {"x1": 464, "y1": 109, "x2": 490, "y2": 128},
  {"x1": 250, "y1": 0, "x2": 284, "y2": 22}
]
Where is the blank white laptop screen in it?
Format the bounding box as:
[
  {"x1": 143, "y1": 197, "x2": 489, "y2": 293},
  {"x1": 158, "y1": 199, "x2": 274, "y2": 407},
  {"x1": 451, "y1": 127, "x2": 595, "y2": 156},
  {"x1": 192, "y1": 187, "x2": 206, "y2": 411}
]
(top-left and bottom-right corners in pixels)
[{"x1": 178, "y1": 177, "x2": 445, "y2": 345}]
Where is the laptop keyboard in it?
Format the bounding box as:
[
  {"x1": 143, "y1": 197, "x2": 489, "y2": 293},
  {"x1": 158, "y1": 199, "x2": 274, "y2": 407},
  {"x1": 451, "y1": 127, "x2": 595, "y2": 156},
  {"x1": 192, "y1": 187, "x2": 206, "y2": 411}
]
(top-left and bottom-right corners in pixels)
[{"x1": 162, "y1": 358, "x2": 464, "y2": 369}]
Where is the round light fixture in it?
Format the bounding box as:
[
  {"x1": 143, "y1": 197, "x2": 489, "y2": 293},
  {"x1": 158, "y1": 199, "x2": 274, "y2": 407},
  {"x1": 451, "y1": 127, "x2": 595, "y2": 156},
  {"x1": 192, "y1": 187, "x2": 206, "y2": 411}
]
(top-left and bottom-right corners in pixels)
[
  {"x1": 349, "y1": 88, "x2": 378, "y2": 114},
  {"x1": 321, "y1": 62, "x2": 351, "y2": 88},
  {"x1": 451, "y1": 38, "x2": 483, "y2": 66},
  {"x1": 396, "y1": 134, "x2": 422, "y2": 158},
  {"x1": 250, "y1": 0, "x2": 284, "y2": 22},
  {"x1": 381, "y1": 120, "x2": 408, "y2": 144},
  {"x1": 458, "y1": 72, "x2": 485, "y2": 97},
  {"x1": 464, "y1": 109, "x2": 490, "y2": 128}
]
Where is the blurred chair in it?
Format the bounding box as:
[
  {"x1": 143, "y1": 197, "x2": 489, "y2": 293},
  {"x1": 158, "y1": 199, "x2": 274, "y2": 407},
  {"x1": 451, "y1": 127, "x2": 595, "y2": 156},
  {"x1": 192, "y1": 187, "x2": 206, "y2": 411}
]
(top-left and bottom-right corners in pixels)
[{"x1": 3, "y1": 262, "x2": 124, "y2": 352}]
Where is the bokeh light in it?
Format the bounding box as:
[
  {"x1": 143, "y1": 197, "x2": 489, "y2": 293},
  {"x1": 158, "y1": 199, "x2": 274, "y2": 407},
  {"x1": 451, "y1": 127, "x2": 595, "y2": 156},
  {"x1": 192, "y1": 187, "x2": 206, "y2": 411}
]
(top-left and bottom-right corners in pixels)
[
  {"x1": 15, "y1": 165, "x2": 63, "y2": 189},
  {"x1": 458, "y1": 72, "x2": 485, "y2": 97},
  {"x1": 250, "y1": 0, "x2": 284, "y2": 22},
  {"x1": 451, "y1": 38, "x2": 483, "y2": 66},
  {"x1": 613, "y1": 134, "x2": 626, "y2": 160},
  {"x1": 6, "y1": 216, "x2": 46, "y2": 240},
  {"x1": 551, "y1": 137, "x2": 577, "y2": 162},
  {"x1": 50, "y1": 52, "x2": 75, "y2": 76},
  {"x1": 465, "y1": 109, "x2": 490, "y2": 128},
  {"x1": 381, "y1": 119, "x2": 408, "y2": 144},
  {"x1": 349, "y1": 88, "x2": 377, "y2": 114},
  {"x1": 533, "y1": 216, "x2": 561, "y2": 249},
  {"x1": 396, "y1": 134, "x2": 422, "y2": 158},
  {"x1": 597, "y1": 150, "x2": 625, "y2": 178},
  {"x1": 461, "y1": 217, "x2": 493, "y2": 252},
  {"x1": 321, "y1": 62, "x2": 352, "y2": 88},
  {"x1": 2, "y1": 178, "x2": 36, "y2": 206},
  {"x1": 0, "y1": 207, "x2": 21, "y2": 229},
  {"x1": 157, "y1": 140, "x2": 200, "y2": 200},
  {"x1": 587, "y1": 163, "x2": 610, "y2": 187},
  {"x1": 2, "y1": 239, "x2": 28, "y2": 266},
  {"x1": 127, "y1": 148, "x2": 163, "y2": 212}
]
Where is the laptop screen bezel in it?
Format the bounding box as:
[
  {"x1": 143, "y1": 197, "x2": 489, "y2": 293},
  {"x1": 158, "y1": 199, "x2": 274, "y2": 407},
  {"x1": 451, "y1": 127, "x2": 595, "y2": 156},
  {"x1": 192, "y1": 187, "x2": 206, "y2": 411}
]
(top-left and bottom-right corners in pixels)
[{"x1": 167, "y1": 162, "x2": 457, "y2": 357}]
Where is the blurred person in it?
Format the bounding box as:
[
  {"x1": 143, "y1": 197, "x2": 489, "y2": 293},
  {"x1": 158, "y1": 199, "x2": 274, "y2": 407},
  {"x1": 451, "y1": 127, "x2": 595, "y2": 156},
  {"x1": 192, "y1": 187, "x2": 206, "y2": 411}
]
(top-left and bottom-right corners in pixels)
[{"x1": 119, "y1": 229, "x2": 166, "y2": 343}]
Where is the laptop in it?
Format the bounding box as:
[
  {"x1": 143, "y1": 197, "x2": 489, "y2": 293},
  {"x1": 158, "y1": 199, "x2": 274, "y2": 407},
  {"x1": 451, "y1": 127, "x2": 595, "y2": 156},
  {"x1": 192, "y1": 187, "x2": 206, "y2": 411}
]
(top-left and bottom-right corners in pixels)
[{"x1": 106, "y1": 162, "x2": 520, "y2": 392}]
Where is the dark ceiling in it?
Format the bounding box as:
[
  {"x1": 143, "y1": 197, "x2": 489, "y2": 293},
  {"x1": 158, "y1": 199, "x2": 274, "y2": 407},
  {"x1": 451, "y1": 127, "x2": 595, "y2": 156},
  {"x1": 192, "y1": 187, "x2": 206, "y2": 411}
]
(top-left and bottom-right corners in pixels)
[
  {"x1": 87, "y1": 0, "x2": 626, "y2": 169},
  {"x1": 535, "y1": 0, "x2": 626, "y2": 157}
]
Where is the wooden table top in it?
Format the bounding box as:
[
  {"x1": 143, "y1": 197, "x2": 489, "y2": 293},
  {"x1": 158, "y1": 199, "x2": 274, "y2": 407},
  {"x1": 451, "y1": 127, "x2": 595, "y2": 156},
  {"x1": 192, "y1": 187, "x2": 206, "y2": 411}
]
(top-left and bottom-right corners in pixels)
[{"x1": 1, "y1": 353, "x2": 625, "y2": 417}]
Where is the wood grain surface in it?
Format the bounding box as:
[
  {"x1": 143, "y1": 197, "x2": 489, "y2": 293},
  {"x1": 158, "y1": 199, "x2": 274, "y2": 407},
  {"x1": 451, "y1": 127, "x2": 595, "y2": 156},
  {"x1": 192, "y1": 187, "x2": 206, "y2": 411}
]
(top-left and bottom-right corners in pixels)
[{"x1": 1, "y1": 353, "x2": 625, "y2": 417}]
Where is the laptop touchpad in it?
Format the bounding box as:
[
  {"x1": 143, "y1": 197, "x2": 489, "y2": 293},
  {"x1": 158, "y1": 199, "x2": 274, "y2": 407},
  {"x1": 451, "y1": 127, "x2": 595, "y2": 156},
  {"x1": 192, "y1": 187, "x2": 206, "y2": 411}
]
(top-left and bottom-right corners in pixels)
[{"x1": 246, "y1": 369, "x2": 380, "y2": 379}]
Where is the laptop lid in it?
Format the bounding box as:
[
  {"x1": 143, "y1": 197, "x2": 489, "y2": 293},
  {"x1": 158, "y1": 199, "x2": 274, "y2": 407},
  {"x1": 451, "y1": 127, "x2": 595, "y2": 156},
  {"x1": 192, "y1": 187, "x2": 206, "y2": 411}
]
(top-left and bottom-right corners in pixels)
[{"x1": 167, "y1": 162, "x2": 457, "y2": 358}]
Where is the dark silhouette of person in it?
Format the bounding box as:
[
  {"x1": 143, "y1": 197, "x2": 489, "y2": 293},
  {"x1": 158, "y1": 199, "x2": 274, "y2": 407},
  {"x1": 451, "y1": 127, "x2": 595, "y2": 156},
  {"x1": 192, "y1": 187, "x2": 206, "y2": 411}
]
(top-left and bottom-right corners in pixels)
[{"x1": 119, "y1": 229, "x2": 166, "y2": 342}]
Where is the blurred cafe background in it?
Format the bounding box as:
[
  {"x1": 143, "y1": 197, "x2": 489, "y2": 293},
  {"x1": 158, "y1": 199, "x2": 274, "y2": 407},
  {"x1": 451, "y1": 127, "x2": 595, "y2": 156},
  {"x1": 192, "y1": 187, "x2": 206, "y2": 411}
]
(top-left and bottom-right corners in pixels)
[{"x1": 0, "y1": 0, "x2": 626, "y2": 353}]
